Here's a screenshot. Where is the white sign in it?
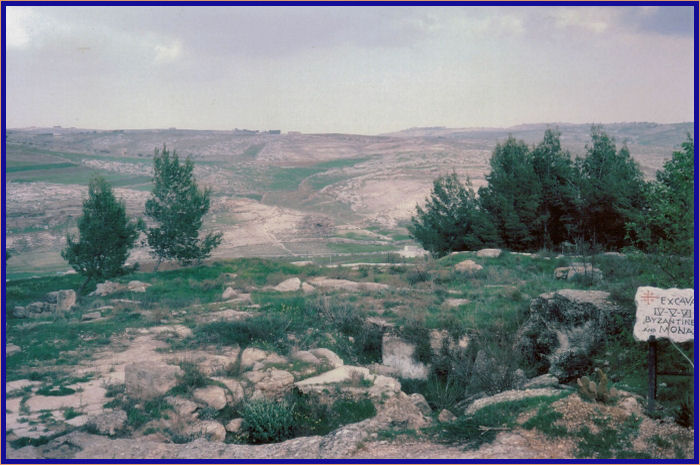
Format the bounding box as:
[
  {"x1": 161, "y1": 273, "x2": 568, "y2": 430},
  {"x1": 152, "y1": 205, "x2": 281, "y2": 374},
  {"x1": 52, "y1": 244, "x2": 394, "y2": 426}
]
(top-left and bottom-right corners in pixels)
[{"x1": 634, "y1": 287, "x2": 694, "y2": 342}]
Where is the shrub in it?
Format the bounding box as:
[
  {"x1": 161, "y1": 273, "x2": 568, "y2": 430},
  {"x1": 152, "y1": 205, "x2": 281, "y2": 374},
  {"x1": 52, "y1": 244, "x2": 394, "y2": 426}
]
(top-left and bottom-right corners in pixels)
[{"x1": 241, "y1": 399, "x2": 296, "y2": 444}]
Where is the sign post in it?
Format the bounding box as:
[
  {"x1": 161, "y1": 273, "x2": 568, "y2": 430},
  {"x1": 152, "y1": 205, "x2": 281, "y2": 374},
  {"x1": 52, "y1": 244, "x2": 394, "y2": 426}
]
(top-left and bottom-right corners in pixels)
[{"x1": 634, "y1": 287, "x2": 694, "y2": 414}]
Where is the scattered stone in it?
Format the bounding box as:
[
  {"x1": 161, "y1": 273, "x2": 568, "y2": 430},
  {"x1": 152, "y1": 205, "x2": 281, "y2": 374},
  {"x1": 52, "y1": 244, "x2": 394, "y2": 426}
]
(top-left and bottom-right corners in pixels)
[
  {"x1": 86, "y1": 410, "x2": 127, "y2": 436},
  {"x1": 273, "y1": 277, "x2": 301, "y2": 292},
  {"x1": 193, "y1": 386, "x2": 228, "y2": 410},
  {"x1": 125, "y1": 362, "x2": 183, "y2": 400},
  {"x1": 309, "y1": 348, "x2": 344, "y2": 368},
  {"x1": 291, "y1": 350, "x2": 321, "y2": 366},
  {"x1": 465, "y1": 388, "x2": 563, "y2": 415},
  {"x1": 6, "y1": 343, "x2": 21, "y2": 357},
  {"x1": 522, "y1": 374, "x2": 560, "y2": 389},
  {"x1": 476, "y1": 248, "x2": 502, "y2": 258},
  {"x1": 211, "y1": 378, "x2": 245, "y2": 404},
  {"x1": 166, "y1": 397, "x2": 198, "y2": 417},
  {"x1": 127, "y1": 281, "x2": 150, "y2": 293},
  {"x1": 438, "y1": 409, "x2": 457, "y2": 423},
  {"x1": 301, "y1": 282, "x2": 315, "y2": 294},
  {"x1": 240, "y1": 347, "x2": 268, "y2": 370},
  {"x1": 46, "y1": 289, "x2": 77, "y2": 313},
  {"x1": 454, "y1": 259, "x2": 483, "y2": 274},
  {"x1": 187, "y1": 421, "x2": 227, "y2": 442},
  {"x1": 553, "y1": 263, "x2": 602, "y2": 281},
  {"x1": 82, "y1": 312, "x2": 102, "y2": 321},
  {"x1": 515, "y1": 289, "x2": 618, "y2": 382},
  {"x1": 409, "y1": 393, "x2": 432, "y2": 416},
  {"x1": 91, "y1": 281, "x2": 125, "y2": 296},
  {"x1": 382, "y1": 334, "x2": 429, "y2": 380},
  {"x1": 225, "y1": 418, "x2": 244, "y2": 433},
  {"x1": 221, "y1": 287, "x2": 237, "y2": 300}
]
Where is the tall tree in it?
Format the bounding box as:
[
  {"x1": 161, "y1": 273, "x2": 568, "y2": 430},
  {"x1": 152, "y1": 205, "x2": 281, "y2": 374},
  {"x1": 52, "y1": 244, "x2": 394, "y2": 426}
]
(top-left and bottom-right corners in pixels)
[
  {"x1": 531, "y1": 129, "x2": 580, "y2": 248},
  {"x1": 409, "y1": 173, "x2": 497, "y2": 257},
  {"x1": 478, "y1": 136, "x2": 543, "y2": 251},
  {"x1": 627, "y1": 136, "x2": 694, "y2": 256},
  {"x1": 577, "y1": 127, "x2": 645, "y2": 249},
  {"x1": 62, "y1": 176, "x2": 140, "y2": 292},
  {"x1": 145, "y1": 146, "x2": 222, "y2": 270}
]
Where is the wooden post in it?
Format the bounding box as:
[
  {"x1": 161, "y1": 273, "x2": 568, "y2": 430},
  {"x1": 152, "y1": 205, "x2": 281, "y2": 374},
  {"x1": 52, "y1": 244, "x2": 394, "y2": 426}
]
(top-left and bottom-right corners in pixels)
[{"x1": 647, "y1": 335, "x2": 657, "y2": 414}]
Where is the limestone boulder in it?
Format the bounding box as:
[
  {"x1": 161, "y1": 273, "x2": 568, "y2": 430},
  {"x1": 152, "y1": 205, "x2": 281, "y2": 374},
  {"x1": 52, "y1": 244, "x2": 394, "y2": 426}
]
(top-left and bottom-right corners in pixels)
[
  {"x1": 408, "y1": 393, "x2": 432, "y2": 416},
  {"x1": 211, "y1": 378, "x2": 245, "y2": 404},
  {"x1": 454, "y1": 259, "x2": 483, "y2": 274},
  {"x1": 438, "y1": 409, "x2": 457, "y2": 423},
  {"x1": 46, "y1": 289, "x2": 77, "y2": 313},
  {"x1": 187, "y1": 421, "x2": 227, "y2": 442},
  {"x1": 252, "y1": 369, "x2": 295, "y2": 398},
  {"x1": 91, "y1": 281, "x2": 126, "y2": 296},
  {"x1": 125, "y1": 362, "x2": 183, "y2": 400},
  {"x1": 309, "y1": 348, "x2": 344, "y2": 368},
  {"x1": 273, "y1": 278, "x2": 301, "y2": 292},
  {"x1": 225, "y1": 418, "x2": 244, "y2": 433},
  {"x1": 221, "y1": 287, "x2": 237, "y2": 300},
  {"x1": 127, "y1": 281, "x2": 150, "y2": 293},
  {"x1": 240, "y1": 347, "x2": 268, "y2": 370},
  {"x1": 515, "y1": 289, "x2": 618, "y2": 382},
  {"x1": 554, "y1": 263, "x2": 603, "y2": 282},
  {"x1": 476, "y1": 248, "x2": 502, "y2": 258},
  {"x1": 193, "y1": 386, "x2": 228, "y2": 410},
  {"x1": 301, "y1": 282, "x2": 316, "y2": 294},
  {"x1": 291, "y1": 350, "x2": 321, "y2": 366}
]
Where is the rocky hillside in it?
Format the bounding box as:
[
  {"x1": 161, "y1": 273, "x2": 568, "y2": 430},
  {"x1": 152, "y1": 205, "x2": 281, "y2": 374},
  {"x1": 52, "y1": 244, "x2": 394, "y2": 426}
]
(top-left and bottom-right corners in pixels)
[{"x1": 5, "y1": 250, "x2": 694, "y2": 459}]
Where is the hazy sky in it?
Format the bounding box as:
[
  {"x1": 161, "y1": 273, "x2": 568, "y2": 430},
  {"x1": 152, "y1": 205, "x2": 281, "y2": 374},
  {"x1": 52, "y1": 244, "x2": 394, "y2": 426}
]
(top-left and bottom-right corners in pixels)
[{"x1": 4, "y1": 4, "x2": 695, "y2": 134}]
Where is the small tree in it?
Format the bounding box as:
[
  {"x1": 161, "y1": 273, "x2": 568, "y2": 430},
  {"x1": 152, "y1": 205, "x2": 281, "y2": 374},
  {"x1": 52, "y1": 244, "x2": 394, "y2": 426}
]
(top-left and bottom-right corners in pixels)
[
  {"x1": 409, "y1": 173, "x2": 497, "y2": 257},
  {"x1": 62, "y1": 176, "x2": 140, "y2": 292},
  {"x1": 145, "y1": 145, "x2": 222, "y2": 270}
]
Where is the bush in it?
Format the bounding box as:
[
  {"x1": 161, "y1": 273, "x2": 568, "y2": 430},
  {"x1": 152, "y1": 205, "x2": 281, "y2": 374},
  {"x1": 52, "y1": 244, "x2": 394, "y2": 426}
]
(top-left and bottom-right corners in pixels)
[{"x1": 241, "y1": 399, "x2": 296, "y2": 444}]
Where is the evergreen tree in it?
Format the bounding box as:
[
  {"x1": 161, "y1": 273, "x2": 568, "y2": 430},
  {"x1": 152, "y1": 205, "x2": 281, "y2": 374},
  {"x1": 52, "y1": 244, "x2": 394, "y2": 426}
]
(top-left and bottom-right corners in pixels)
[
  {"x1": 531, "y1": 129, "x2": 580, "y2": 248},
  {"x1": 627, "y1": 136, "x2": 694, "y2": 256},
  {"x1": 478, "y1": 136, "x2": 543, "y2": 251},
  {"x1": 577, "y1": 127, "x2": 645, "y2": 249},
  {"x1": 408, "y1": 173, "x2": 496, "y2": 257},
  {"x1": 145, "y1": 145, "x2": 222, "y2": 270},
  {"x1": 62, "y1": 176, "x2": 140, "y2": 292}
]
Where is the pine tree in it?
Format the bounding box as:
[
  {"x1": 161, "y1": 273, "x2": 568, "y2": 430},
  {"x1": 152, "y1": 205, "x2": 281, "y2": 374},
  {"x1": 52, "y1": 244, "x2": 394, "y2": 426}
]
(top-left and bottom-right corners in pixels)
[
  {"x1": 478, "y1": 136, "x2": 543, "y2": 251},
  {"x1": 408, "y1": 173, "x2": 496, "y2": 257},
  {"x1": 145, "y1": 145, "x2": 222, "y2": 270},
  {"x1": 62, "y1": 176, "x2": 140, "y2": 292}
]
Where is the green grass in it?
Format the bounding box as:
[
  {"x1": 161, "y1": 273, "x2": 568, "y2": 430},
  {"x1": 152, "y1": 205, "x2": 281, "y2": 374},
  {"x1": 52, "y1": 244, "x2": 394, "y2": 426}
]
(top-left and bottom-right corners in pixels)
[
  {"x1": 326, "y1": 242, "x2": 397, "y2": 254},
  {"x1": 6, "y1": 162, "x2": 78, "y2": 172}
]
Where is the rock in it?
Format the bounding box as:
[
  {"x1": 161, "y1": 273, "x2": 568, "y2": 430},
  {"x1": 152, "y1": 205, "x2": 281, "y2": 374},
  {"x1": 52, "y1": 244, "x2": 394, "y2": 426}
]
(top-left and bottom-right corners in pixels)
[
  {"x1": 193, "y1": 386, "x2": 228, "y2": 410},
  {"x1": 409, "y1": 393, "x2": 432, "y2": 416},
  {"x1": 476, "y1": 248, "x2": 502, "y2": 258},
  {"x1": 454, "y1": 259, "x2": 483, "y2": 274},
  {"x1": 465, "y1": 388, "x2": 563, "y2": 415},
  {"x1": 253, "y1": 369, "x2": 295, "y2": 398},
  {"x1": 273, "y1": 277, "x2": 301, "y2": 292},
  {"x1": 309, "y1": 348, "x2": 344, "y2": 368},
  {"x1": 86, "y1": 410, "x2": 127, "y2": 436},
  {"x1": 554, "y1": 263, "x2": 603, "y2": 282},
  {"x1": 91, "y1": 281, "x2": 125, "y2": 296},
  {"x1": 382, "y1": 334, "x2": 429, "y2": 380},
  {"x1": 398, "y1": 245, "x2": 429, "y2": 258},
  {"x1": 221, "y1": 287, "x2": 237, "y2": 300},
  {"x1": 438, "y1": 409, "x2": 457, "y2": 422},
  {"x1": 301, "y1": 282, "x2": 316, "y2": 294},
  {"x1": 291, "y1": 350, "x2": 321, "y2": 366},
  {"x1": 619, "y1": 396, "x2": 642, "y2": 415},
  {"x1": 240, "y1": 347, "x2": 268, "y2": 370},
  {"x1": 212, "y1": 378, "x2": 245, "y2": 404},
  {"x1": 470, "y1": 349, "x2": 511, "y2": 393},
  {"x1": 6, "y1": 343, "x2": 21, "y2": 356},
  {"x1": 512, "y1": 369, "x2": 527, "y2": 389},
  {"x1": 127, "y1": 280, "x2": 150, "y2": 292},
  {"x1": 368, "y1": 375, "x2": 402, "y2": 399},
  {"x1": 149, "y1": 325, "x2": 193, "y2": 338},
  {"x1": 225, "y1": 418, "x2": 244, "y2": 433},
  {"x1": 522, "y1": 374, "x2": 560, "y2": 389},
  {"x1": 166, "y1": 397, "x2": 198, "y2": 417},
  {"x1": 187, "y1": 421, "x2": 227, "y2": 442},
  {"x1": 374, "y1": 392, "x2": 430, "y2": 430},
  {"x1": 82, "y1": 312, "x2": 102, "y2": 321},
  {"x1": 296, "y1": 366, "x2": 372, "y2": 388},
  {"x1": 602, "y1": 252, "x2": 626, "y2": 258},
  {"x1": 12, "y1": 306, "x2": 27, "y2": 318},
  {"x1": 46, "y1": 289, "x2": 77, "y2": 313},
  {"x1": 443, "y1": 298, "x2": 470, "y2": 308},
  {"x1": 125, "y1": 362, "x2": 183, "y2": 400},
  {"x1": 306, "y1": 277, "x2": 389, "y2": 292},
  {"x1": 515, "y1": 289, "x2": 618, "y2": 382}
]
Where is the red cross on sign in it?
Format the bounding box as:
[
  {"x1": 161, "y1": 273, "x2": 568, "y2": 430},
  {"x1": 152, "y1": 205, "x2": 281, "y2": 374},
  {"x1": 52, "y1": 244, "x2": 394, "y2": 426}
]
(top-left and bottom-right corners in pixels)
[{"x1": 640, "y1": 290, "x2": 659, "y2": 305}]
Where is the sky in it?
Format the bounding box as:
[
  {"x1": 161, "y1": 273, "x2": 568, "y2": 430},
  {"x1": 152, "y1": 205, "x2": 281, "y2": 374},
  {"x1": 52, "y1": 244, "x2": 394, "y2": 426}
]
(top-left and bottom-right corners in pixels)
[{"x1": 4, "y1": 3, "x2": 696, "y2": 134}]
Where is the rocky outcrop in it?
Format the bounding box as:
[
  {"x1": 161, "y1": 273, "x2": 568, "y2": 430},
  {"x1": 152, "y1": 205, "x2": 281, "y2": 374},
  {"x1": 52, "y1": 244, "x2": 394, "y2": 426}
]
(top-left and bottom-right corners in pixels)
[
  {"x1": 193, "y1": 386, "x2": 228, "y2": 410},
  {"x1": 553, "y1": 263, "x2": 602, "y2": 282},
  {"x1": 86, "y1": 410, "x2": 127, "y2": 436},
  {"x1": 91, "y1": 280, "x2": 150, "y2": 296},
  {"x1": 273, "y1": 278, "x2": 302, "y2": 292},
  {"x1": 515, "y1": 289, "x2": 618, "y2": 382},
  {"x1": 476, "y1": 248, "x2": 502, "y2": 258}
]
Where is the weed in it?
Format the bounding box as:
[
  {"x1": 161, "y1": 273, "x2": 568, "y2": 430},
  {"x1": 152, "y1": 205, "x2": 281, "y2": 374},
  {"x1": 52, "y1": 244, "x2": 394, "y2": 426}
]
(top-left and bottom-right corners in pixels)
[
  {"x1": 36, "y1": 385, "x2": 76, "y2": 396},
  {"x1": 170, "y1": 361, "x2": 208, "y2": 395},
  {"x1": 240, "y1": 398, "x2": 296, "y2": 444},
  {"x1": 63, "y1": 407, "x2": 83, "y2": 420},
  {"x1": 521, "y1": 405, "x2": 567, "y2": 437},
  {"x1": 575, "y1": 414, "x2": 641, "y2": 459}
]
